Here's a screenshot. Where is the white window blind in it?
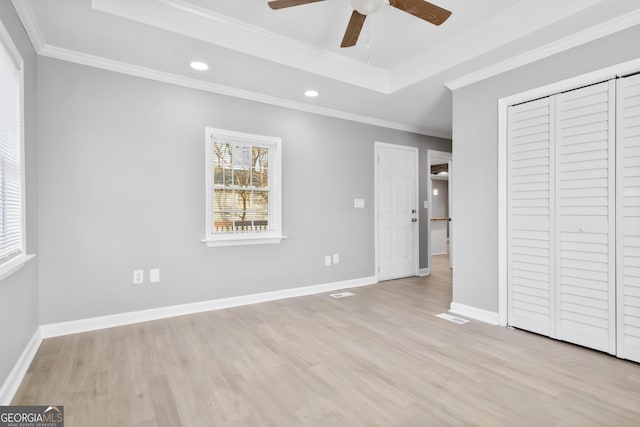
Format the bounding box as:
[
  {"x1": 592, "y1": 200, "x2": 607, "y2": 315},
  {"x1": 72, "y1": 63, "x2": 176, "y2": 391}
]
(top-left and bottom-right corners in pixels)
[{"x1": 0, "y1": 29, "x2": 24, "y2": 266}]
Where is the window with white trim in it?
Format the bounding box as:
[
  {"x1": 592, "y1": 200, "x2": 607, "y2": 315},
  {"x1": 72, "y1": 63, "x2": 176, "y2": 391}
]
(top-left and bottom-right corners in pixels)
[
  {"x1": 203, "y1": 128, "x2": 284, "y2": 247},
  {"x1": 0, "y1": 22, "x2": 27, "y2": 278}
]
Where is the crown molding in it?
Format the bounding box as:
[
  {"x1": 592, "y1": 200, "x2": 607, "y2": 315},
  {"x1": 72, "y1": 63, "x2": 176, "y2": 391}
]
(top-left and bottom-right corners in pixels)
[
  {"x1": 92, "y1": 0, "x2": 390, "y2": 93},
  {"x1": 445, "y1": 8, "x2": 640, "y2": 91},
  {"x1": 0, "y1": 8, "x2": 23, "y2": 68},
  {"x1": 93, "y1": 0, "x2": 606, "y2": 95},
  {"x1": 390, "y1": 0, "x2": 603, "y2": 92},
  {"x1": 38, "y1": 44, "x2": 446, "y2": 138},
  {"x1": 11, "y1": 0, "x2": 447, "y2": 138},
  {"x1": 10, "y1": 0, "x2": 45, "y2": 52},
  {"x1": 157, "y1": 0, "x2": 378, "y2": 73},
  {"x1": 10, "y1": 0, "x2": 448, "y2": 137}
]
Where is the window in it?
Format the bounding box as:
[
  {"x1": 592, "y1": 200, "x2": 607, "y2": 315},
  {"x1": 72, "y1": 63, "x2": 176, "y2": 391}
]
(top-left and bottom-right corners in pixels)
[
  {"x1": 203, "y1": 128, "x2": 284, "y2": 247},
  {"x1": 0, "y1": 21, "x2": 29, "y2": 280}
]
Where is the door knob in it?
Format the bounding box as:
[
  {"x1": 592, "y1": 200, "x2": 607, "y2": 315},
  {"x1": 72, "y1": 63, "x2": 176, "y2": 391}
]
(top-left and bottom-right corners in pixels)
[
  {"x1": 411, "y1": 209, "x2": 416, "y2": 214},
  {"x1": 411, "y1": 218, "x2": 417, "y2": 223}
]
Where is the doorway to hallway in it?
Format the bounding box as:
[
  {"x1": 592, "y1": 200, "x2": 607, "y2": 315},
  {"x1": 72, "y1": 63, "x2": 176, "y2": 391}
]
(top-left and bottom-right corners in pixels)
[{"x1": 427, "y1": 150, "x2": 452, "y2": 272}]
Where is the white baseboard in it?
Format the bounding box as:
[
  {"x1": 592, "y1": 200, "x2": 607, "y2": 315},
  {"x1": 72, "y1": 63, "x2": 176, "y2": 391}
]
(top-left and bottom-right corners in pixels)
[
  {"x1": 40, "y1": 276, "x2": 378, "y2": 338},
  {"x1": 0, "y1": 328, "x2": 42, "y2": 405},
  {"x1": 2, "y1": 276, "x2": 377, "y2": 404},
  {"x1": 418, "y1": 268, "x2": 430, "y2": 277},
  {"x1": 449, "y1": 302, "x2": 500, "y2": 325}
]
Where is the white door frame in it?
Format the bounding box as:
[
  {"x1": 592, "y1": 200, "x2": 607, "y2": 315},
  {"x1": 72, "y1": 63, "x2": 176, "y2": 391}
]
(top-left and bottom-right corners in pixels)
[
  {"x1": 497, "y1": 57, "x2": 640, "y2": 327},
  {"x1": 448, "y1": 160, "x2": 453, "y2": 269},
  {"x1": 427, "y1": 150, "x2": 452, "y2": 274},
  {"x1": 374, "y1": 142, "x2": 419, "y2": 281}
]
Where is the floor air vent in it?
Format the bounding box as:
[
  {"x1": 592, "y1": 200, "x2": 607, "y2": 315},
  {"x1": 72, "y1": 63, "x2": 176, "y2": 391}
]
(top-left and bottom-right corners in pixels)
[
  {"x1": 329, "y1": 292, "x2": 355, "y2": 299},
  {"x1": 436, "y1": 313, "x2": 469, "y2": 324}
]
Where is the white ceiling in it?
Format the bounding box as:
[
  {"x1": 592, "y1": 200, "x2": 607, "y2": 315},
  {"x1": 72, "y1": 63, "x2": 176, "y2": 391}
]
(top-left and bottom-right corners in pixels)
[{"x1": 13, "y1": 0, "x2": 640, "y2": 138}]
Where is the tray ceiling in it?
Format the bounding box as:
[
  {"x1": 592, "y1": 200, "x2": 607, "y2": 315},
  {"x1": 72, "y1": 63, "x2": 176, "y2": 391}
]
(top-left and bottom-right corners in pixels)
[{"x1": 12, "y1": 0, "x2": 640, "y2": 137}]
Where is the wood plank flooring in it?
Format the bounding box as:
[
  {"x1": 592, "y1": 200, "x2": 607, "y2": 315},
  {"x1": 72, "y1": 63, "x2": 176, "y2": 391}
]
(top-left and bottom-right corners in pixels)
[{"x1": 13, "y1": 255, "x2": 640, "y2": 426}]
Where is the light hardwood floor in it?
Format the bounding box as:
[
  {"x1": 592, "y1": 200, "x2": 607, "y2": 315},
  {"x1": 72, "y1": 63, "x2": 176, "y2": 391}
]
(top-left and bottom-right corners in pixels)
[{"x1": 13, "y1": 255, "x2": 640, "y2": 426}]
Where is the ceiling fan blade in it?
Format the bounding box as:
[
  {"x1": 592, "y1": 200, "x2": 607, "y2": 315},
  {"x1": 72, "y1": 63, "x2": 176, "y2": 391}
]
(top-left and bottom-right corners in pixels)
[
  {"x1": 341, "y1": 10, "x2": 367, "y2": 48},
  {"x1": 389, "y1": 0, "x2": 452, "y2": 26},
  {"x1": 268, "y1": 0, "x2": 325, "y2": 10}
]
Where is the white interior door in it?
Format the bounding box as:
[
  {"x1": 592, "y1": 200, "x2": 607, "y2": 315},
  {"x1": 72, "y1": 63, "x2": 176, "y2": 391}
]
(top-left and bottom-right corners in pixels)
[
  {"x1": 617, "y1": 73, "x2": 640, "y2": 363},
  {"x1": 507, "y1": 97, "x2": 555, "y2": 337},
  {"x1": 376, "y1": 143, "x2": 418, "y2": 281},
  {"x1": 555, "y1": 80, "x2": 616, "y2": 355}
]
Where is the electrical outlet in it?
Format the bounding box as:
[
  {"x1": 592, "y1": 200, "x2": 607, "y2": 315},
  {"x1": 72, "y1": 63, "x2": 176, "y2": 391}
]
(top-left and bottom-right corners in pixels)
[
  {"x1": 325, "y1": 255, "x2": 332, "y2": 266},
  {"x1": 133, "y1": 270, "x2": 144, "y2": 284},
  {"x1": 150, "y1": 268, "x2": 160, "y2": 283},
  {"x1": 333, "y1": 253, "x2": 340, "y2": 264}
]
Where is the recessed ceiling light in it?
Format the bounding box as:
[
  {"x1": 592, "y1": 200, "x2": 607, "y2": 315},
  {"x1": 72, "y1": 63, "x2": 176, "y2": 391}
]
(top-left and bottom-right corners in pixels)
[
  {"x1": 304, "y1": 90, "x2": 319, "y2": 98},
  {"x1": 190, "y1": 61, "x2": 209, "y2": 71}
]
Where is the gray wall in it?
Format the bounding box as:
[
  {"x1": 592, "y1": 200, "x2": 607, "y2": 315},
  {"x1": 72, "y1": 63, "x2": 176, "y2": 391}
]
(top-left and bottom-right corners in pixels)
[
  {"x1": 452, "y1": 25, "x2": 640, "y2": 312},
  {"x1": 37, "y1": 58, "x2": 450, "y2": 324},
  {"x1": 0, "y1": 2, "x2": 39, "y2": 393}
]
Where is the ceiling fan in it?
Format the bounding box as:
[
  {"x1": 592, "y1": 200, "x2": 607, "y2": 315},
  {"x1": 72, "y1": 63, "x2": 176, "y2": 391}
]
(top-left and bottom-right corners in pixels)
[{"x1": 267, "y1": 0, "x2": 452, "y2": 48}]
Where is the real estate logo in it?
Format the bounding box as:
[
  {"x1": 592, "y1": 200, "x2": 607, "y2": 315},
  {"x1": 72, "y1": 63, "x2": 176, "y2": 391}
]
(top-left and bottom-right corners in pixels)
[{"x1": 0, "y1": 406, "x2": 64, "y2": 427}]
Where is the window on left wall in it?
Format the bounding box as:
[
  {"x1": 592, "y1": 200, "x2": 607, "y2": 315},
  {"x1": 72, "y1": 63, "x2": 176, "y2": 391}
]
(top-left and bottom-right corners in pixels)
[{"x1": 0, "y1": 21, "x2": 29, "y2": 281}]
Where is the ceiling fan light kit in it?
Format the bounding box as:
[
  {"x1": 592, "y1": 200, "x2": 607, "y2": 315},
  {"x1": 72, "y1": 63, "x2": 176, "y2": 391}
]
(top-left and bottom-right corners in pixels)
[{"x1": 267, "y1": 0, "x2": 452, "y2": 48}]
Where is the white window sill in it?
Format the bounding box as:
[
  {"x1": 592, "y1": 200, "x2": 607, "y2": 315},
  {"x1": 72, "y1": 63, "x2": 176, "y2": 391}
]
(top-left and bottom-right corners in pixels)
[
  {"x1": 202, "y1": 235, "x2": 287, "y2": 247},
  {"x1": 0, "y1": 254, "x2": 36, "y2": 283}
]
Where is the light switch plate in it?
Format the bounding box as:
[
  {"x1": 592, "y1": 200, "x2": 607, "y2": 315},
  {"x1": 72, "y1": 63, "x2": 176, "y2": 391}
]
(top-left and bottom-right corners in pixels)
[
  {"x1": 150, "y1": 268, "x2": 160, "y2": 283},
  {"x1": 325, "y1": 255, "x2": 332, "y2": 266},
  {"x1": 354, "y1": 198, "x2": 365, "y2": 208},
  {"x1": 333, "y1": 253, "x2": 339, "y2": 264}
]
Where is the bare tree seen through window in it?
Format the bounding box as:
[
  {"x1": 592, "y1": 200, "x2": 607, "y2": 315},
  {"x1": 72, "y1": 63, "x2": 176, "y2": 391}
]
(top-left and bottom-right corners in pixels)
[{"x1": 212, "y1": 141, "x2": 270, "y2": 232}]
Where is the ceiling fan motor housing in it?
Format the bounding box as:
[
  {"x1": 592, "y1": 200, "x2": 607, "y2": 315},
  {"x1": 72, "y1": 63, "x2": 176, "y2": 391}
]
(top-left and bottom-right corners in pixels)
[
  {"x1": 351, "y1": 0, "x2": 384, "y2": 15},
  {"x1": 268, "y1": 0, "x2": 452, "y2": 48}
]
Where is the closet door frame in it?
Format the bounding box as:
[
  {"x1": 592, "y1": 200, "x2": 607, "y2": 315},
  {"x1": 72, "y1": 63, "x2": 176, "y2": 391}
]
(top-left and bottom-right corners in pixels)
[
  {"x1": 616, "y1": 73, "x2": 640, "y2": 363},
  {"x1": 497, "y1": 58, "x2": 640, "y2": 328}
]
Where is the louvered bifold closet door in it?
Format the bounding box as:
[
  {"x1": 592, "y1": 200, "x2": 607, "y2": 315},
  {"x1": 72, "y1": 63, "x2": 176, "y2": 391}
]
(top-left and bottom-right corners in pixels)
[
  {"x1": 507, "y1": 98, "x2": 555, "y2": 337},
  {"x1": 617, "y1": 73, "x2": 640, "y2": 363},
  {"x1": 555, "y1": 80, "x2": 616, "y2": 354}
]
